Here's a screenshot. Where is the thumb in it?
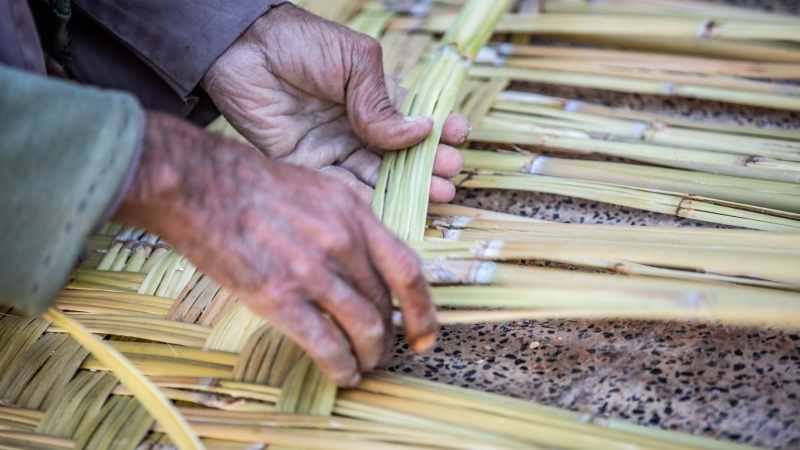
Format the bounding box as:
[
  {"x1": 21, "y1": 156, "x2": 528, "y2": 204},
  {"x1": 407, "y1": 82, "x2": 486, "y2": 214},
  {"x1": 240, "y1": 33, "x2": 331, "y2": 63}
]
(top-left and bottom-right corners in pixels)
[{"x1": 346, "y1": 37, "x2": 433, "y2": 150}]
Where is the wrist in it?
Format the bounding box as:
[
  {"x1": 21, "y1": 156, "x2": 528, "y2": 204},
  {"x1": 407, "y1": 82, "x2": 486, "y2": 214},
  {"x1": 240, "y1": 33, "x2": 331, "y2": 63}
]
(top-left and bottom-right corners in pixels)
[
  {"x1": 112, "y1": 111, "x2": 217, "y2": 234},
  {"x1": 201, "y1": 3, "x2": 293, "y2": 95}
]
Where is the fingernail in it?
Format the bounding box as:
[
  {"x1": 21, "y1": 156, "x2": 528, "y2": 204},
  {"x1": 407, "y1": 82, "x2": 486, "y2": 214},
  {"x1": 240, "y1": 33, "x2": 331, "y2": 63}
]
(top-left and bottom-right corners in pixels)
[
  {"x1": 411, "y1": 331, "x2": 437, "y2": 354},
  {"x1": 404, "y1": 115, "x2": 427, "y2": 122}
]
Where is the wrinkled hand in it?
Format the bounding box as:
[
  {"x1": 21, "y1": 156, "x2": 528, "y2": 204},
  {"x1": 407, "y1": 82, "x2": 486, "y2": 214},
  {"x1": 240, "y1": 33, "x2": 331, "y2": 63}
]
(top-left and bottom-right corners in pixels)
[
  {"x1": 201, "y1": 3, "x2": 468, "y2": 203},
  {"x1": 116, "y1": 111, "x2": 437, "y2": 387}
]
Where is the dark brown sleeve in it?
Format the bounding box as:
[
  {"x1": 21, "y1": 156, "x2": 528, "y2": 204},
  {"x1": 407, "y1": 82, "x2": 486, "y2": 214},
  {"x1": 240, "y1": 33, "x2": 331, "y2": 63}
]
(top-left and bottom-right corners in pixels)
[
  {"x1": 0, "y1": 0, "x2": 46, "y2": 74},
  {"x1": 68, "y1": 0, "x2": 289, "y2": 126},
  {"x1": 72, "y1": 0, "x2": 288, "y2": 97}
]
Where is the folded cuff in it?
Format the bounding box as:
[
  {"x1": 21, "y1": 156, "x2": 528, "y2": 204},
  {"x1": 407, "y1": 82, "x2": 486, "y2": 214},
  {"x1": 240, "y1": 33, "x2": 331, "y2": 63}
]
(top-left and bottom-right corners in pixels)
[{"x1": 0, "y1": 64, "x2": 143, "y2": 315}]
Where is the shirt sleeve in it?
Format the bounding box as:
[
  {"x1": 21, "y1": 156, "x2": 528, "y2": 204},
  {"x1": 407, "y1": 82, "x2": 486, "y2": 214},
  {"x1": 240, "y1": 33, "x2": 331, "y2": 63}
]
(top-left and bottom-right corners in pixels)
[
  {"x1": 0, "y1": 64, "x2": 142, "y2": 315},
  {"x1": 71, "y1": 0, "x2": 288, "y2": 98}
]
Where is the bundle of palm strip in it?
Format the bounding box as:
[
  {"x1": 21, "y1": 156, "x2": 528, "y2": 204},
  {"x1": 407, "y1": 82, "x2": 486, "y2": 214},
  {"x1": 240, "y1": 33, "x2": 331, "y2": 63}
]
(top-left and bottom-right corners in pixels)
[{"x1": 372, "y1": 0, "x2": 514, "y2": 240}]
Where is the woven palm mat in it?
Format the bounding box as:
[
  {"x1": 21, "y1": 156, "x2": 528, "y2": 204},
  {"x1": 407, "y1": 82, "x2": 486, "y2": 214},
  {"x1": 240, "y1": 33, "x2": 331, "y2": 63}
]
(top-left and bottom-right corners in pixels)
[
  {"x1": 5, "y1": 228, "x2": 787, "y2": 450},
  {"x1": 1, "y1": 107, "x2": 798, "y2": 446},
  {"x1": 2, "y1": 0, "x2": 800, "y2": 449}
]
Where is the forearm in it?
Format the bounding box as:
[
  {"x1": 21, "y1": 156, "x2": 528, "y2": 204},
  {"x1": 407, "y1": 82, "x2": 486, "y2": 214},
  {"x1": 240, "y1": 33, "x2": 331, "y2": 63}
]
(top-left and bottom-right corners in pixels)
[
  {"x1": 113, "y1": 111, "x2": 201, "y2": 231},
  {"x1": 114, "y1": 111, "x2": 238, "y2": 236}
]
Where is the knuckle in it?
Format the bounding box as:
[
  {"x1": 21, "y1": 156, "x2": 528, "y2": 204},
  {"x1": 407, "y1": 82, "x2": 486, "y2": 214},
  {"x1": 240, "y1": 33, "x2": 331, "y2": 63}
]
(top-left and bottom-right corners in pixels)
[
  {"x1": 312, "y1": 335, "x2": 345, "y2": 360},
  {"x1": 353, "y1": 184, "x2": 375, "y2": 205},
  {"x1": 342, "y1": 177, "x2": 374, "y2": 204},
  {"x1": 290, "y1": 257, "x2": 324, "y2": 282},
  {"x1": 366, "y1": 164, "x2": 381, "y2": 186},
  {"x1": 338, "y1": 188, "x2": 367, "y2": 213},
  {"x1": 355, "y1": 322, "x2": 386, "y2": 371},
  {"x1": 320, "y1": 228, "x2": 354, "y2": 255},
  {"x1": 344, "y1": 173, "x2": 363, "y2": 188},
  {"x1": 393, "y1": 250, "x2": 424, "y2": 289},
  {"x1": 359, "y1": 36, "x2": 383, "y2": 58},
  {"x1": 368, "y1": 286, "x2": 391, "y2": 309},
  {"x1": 245, "y1": 285, "x2": 305, "y2": 324},
  {"x1": 311, "y1": 343, "x2": 357, "y2": 383},
  {"x1": 362, "y1": 317, "x2": 386, "y2": 343},
  {"x1": 350, "y1": 35, "x2": 383, "y2": 75}
]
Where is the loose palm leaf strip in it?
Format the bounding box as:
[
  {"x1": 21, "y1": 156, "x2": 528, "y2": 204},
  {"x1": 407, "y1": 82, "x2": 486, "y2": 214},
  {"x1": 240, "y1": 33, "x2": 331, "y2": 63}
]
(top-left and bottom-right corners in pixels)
[
  {"x1": 390, "y1": 12, "x2": 800, "y2": 42},
  {"x1": 491, "y1": 90, "x2": 800, "y2": 141},
  {"x1": 451, "y1": 170, "x2": 800, "y2": 232},
  {"x1": 41, "y1": 309, "x2": 203, "y2": 450},
  {"x1": 460, "y1": 149, "x2": 800, "y2": 213},
  {"x1": 486, "y1": 96, "x2": 800, "y2": 158},
  {"x1": 373, "y1": 0, "x2": 514, "y2": 241}
]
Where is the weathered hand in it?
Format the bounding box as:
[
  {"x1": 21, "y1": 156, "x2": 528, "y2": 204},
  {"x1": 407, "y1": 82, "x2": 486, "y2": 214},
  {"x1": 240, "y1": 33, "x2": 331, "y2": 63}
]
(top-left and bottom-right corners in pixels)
[
  {"x1": 201, "y1": 3, "x2": 468, "y2": 203},
  {"x1": 116, "y1": 111, "x2": 437, "y2": 387}
]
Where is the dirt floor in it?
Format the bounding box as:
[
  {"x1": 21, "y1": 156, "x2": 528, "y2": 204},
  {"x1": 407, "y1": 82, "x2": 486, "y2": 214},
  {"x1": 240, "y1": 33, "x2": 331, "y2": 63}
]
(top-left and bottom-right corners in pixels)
[{"x1": 389, "y1": 1, "x2": 800, "y2": 448}]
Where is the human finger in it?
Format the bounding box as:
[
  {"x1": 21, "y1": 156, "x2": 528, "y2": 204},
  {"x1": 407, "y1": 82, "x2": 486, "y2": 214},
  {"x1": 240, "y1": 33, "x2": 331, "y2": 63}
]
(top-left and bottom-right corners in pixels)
[
  {"x1": 277, "y1": 115, "x2": 362, "y2": 170},
  {"x1": 384, "y1": 75, "x2": 407, "y2": 107},
  {"x1": 339, "y1": 144, "x2": 463, "y2": 202},
  {"x1": 338, "y1": 148, "x2": 383, "y2": 186},
  {"x1": 309, "y1": 272, "x2": 390, "y2": 373},
  {"x1": 429, "y1": 176, "x2": 457, "y2": 204},
  {"x1": 346, "y1": 36, "x2": 433, "y2": 150},
  {"x1": 361, "y1": 221, "x2": 437, "y2": 354},
  {"x1": 343, "y1": 222, "x2": 397, "y2": 367},
  {"x1": 432, "y1": 144, "x2": 465, "y2": 179},
  {"x1": 245, "y1": 294, "x2": 360, "y2": 386},
  {"x1": 440, "y1": 112, "x2": 471, "y2": 146},
  {"x1": 318, "y1": 166, "x2": 375, "y2": 204}
]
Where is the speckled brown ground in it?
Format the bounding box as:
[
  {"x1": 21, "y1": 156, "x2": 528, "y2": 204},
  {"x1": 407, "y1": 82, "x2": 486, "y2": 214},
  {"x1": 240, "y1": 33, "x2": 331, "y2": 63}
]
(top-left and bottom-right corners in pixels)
[{"x1": 388, "y1": 1, "x2": 800, "y2": 448}]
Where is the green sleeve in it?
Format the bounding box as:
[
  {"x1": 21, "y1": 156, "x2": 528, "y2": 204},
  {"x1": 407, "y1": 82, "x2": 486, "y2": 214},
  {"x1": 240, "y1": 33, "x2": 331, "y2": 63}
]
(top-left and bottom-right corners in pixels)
[{"x1": 0, "y1": 64, "x2": 143, "y2": 315}]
